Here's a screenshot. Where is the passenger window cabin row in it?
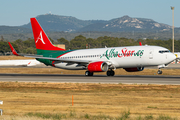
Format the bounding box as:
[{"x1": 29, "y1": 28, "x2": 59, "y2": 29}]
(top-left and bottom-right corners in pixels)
[{"x1": 59, "y1": 52, "x2": 143, "y2": 59}]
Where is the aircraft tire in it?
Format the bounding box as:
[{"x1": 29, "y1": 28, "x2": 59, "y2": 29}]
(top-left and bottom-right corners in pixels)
[
  {"x1": 107, "y1": 70, "x2": 115, "y2": 76},
  {"x1": 85, "y1": 71, "x2": 93, "y2": 76},
  {"x1": 157, "y1": 70, "x2": 162, "y2": 74},
  {"x1": 110, "y1": 70, "x2": 115, "y2": 76},
  {"x1": 85, "y1": 71, "x2": 89, "y2": 76},
  {"x1": 89, "y1": 72, "x2": 93, "y2": 76},
  {"x1": 106, "y1": 71, "x2": 111, "y2": 76}
]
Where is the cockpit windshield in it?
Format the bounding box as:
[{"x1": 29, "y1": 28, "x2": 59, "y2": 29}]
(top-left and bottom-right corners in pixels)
[{"x1": 159, "y1": 50, "x2": 170, "y2": 54}]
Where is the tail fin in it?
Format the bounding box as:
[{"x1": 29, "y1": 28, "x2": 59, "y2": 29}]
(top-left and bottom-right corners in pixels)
[
  {"x1": 8, "y1": 42, "x2": 20, "y2": 56},
  {"x1": 30, "y1": 18, "x2": 65, "y2": 52},
  {"x1": 139, "y1": 42, "x2": 142, "y2": 46}
]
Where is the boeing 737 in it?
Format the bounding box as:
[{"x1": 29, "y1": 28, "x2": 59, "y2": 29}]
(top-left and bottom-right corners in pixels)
[{"x1": 8, "y1": 18, "x2": 176, "y2": 76}]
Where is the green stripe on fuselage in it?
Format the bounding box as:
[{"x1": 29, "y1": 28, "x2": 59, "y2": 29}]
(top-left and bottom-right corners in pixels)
[{"x1": 36, "y1": 49, "x2": 73, "y2": 66}]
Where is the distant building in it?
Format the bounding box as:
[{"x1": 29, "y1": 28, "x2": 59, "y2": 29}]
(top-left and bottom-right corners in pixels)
[{"x1": 54, "y1": 44, "x2": 65, "y2": 49}]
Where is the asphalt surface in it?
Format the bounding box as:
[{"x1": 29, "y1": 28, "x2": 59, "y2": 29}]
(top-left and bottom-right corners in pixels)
[{"x1": 0, "y1": 74, "x2": 180, "y2": 85}]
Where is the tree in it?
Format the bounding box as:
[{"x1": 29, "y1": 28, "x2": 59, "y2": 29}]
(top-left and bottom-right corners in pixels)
[
  {"x1": 14, "y1": 39, "x2": 24, "y2": 52},
  {"x1": 57, "y1": 38, "x2": 69, "y2": 49},
  {"x1": 69, "y1": 35, "x2": 87, "y2": 49},
  {"x1": 23, "y1": 38, "x2": 36, "y2": 48}
]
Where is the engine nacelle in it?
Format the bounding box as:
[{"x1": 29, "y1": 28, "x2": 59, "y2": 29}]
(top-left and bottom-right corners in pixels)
[
  {"x1": 87, "y1": 61, "x2": 108, "y2": 72},
  {"x1": 124, "y1": 67, "x2": 144, "y2": 72}
]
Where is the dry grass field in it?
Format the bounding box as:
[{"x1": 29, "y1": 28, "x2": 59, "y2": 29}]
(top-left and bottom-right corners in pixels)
[{"x1": 0, "y1": 82, "x2": 180, "y2": 120}]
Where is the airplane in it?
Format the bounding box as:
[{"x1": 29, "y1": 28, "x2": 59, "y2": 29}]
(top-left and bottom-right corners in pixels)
[
  {"x1": 8, "y1": 18, "x2": 176, "y2": 76},
  {"x1": 0, "y1": 59, "x2": 42, "y2": 67}
]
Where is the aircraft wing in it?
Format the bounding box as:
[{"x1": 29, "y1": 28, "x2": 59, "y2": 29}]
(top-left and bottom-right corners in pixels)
[{"x1": 8, "y1": 42, "x2": 99, "y2": 64}]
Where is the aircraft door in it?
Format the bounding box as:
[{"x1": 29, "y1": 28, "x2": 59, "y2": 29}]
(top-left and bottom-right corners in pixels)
[{"x1": 149, "y1": 49, "x2": 153, "y2": 59}]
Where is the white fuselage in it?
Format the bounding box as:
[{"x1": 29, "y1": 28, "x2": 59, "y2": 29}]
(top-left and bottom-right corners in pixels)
[{"x1": 53, "y1": 45, "x2": 176, "y2": 70}]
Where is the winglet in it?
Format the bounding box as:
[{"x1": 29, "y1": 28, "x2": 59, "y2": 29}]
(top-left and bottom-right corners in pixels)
[{"x1": 8, "y1": 42, "x2": 20, "y2": 56}]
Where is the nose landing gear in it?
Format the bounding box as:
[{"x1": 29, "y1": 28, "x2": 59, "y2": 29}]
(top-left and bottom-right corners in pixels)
[{"x1": 157, "y1": 69, "x2": 162, "y2": 74}]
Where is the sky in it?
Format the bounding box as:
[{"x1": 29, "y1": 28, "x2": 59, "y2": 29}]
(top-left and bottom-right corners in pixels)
[{"x1": 0, "y1": 0, "x2": 180, "y2": 27}]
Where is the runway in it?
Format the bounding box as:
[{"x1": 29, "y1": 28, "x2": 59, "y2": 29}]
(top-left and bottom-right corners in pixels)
[{"x1": 0, "y1": 74, "x2": 180, "y2": 85}]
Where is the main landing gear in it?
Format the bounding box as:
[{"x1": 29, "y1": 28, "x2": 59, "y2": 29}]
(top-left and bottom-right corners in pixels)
[
  {"x1": 85, "y1": 71, "x2": 93, "y2": 76},
  {"x1": 85, "y1": 69, "x2": 115, "y2": 76},
  {"x1": 157, "y1": 69, "x2": 162, "y2": 74},
  {"x1": 106, "y1": 69, "x2": 115, "y2": 76}
]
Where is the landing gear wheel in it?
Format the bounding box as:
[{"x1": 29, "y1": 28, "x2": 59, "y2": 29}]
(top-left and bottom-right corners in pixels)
[
  {"x1": 110, "y1": 70, "x2": 115, "y2": 76},
  {"x1": 106, "y1": 70, "x2": 115, "y2": 76},
  {"x1": 107, "y1": 71, "x2": 111, "y2": 76},
  {"x1": 157, "y1": 69, "x2": 162, "y2": 74},
  {"x1": 89, "y1": 72, "x2": 93, "y2": 76},
  {"x1": 85, "y1": 71, "x2": 93, "y2": 76}
]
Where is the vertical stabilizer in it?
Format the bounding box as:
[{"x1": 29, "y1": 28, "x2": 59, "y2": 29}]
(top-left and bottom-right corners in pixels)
[{"x1": 30, "y1": 18, "x2": 65, "y2": 52}]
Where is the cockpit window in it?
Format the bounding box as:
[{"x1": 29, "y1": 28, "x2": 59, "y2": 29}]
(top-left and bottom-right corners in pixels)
[{"x1": 159, "y1": 50, "x2": 170, "y2": 54}]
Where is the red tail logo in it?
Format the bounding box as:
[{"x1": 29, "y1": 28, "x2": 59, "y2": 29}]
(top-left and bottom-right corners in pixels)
[
  {"x1": 36, "y1": 31, "x2": 45, "y2": 44},
  {"x1": 30, "y1": 18, "x2": 65, "y2": 51}
]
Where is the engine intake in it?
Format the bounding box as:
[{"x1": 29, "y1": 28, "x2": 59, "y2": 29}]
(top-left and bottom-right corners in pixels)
[
  {"x1": 124, "y1": 67, "x2": 144, "y2": 72},
  {"x1": 88, "y1": 61, "x2": 108, "y2": 72}
]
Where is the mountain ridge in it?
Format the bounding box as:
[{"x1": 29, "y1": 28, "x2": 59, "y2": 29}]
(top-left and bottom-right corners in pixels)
[
  {"x1": 78, "y1": 15, "x2": 171, "y2": 32},
  {"x1": 0, "y1": 14, "x2": 174, "y2": 34},
  {"x1": 21, "y1": 14, "x2": 107, "y2": 32}
]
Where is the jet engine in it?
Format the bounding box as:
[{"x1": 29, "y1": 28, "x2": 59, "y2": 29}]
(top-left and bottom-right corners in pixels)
[
  {"x1": 124, "y1": 67, "x2": 144, "y2": 72},
  {"x1": 87, "y1": 61, "x2": 108, "y2": 72}
]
